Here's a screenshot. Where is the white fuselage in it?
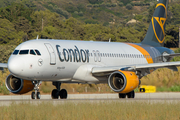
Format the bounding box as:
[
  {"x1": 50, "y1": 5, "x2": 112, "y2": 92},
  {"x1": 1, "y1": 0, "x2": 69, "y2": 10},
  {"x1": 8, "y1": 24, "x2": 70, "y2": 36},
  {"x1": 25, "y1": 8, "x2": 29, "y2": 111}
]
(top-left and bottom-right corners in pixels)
[{"x1": 8, "y1": 39, "x2": 163, "y2": 83}]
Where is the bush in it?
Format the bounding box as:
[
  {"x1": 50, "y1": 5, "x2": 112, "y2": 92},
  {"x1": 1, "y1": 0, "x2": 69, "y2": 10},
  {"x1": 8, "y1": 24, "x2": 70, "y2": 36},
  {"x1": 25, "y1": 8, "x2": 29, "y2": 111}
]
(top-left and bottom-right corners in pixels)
[
  {"x1": 126, "y1": 3, "x2": 133, "y2": 10},
  {"x1": 88, "y1": 0, "x2": 103, "y2": 4},
  {"x1": 78, "y1": 11, "x2": 83, "y2": 16},
  {"x1": 87, "y1": 4, "x2": 92, "y2": 7},
  {"x1": 103, "y1": 22, "x2": 109, "y2": 26},
  {"x1": 117, "y1": 0, "x2": 133, "y2": 5},
  {"x1": 134, "y1": 14, "x2": 143, "y2": 21},
  {"x1": 112, "y1": 3, "x2": 117, "y2": 7},
  {"x1": 93, "y1": 4, "x2": 99, "y2": 7},
  {"x1": 85, "y1": 19, "x2": 99, "y2": 24},
  {"x1": 118, "y1": 2, "x2": 124, "y2": 7},
  {"x1": 55, "y1": 8, "x2": 69, "y2": 19}
]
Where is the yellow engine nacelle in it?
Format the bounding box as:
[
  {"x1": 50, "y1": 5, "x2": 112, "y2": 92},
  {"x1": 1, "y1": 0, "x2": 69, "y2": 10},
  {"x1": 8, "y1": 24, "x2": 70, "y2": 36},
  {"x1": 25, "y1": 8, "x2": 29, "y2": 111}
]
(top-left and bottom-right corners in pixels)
[
  {"x1": 5, "y1": 74, "x2": 34, "y2": 94},
  {"x1": 108, "y1": 70, "x2": 139, "y2": 93}
]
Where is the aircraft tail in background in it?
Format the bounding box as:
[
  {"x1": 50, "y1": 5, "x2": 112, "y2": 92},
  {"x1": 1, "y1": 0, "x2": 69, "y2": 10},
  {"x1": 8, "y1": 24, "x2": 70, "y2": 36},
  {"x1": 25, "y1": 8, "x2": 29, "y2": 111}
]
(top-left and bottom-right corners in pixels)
[{"x1": 141, "y1": 0, "x2": 168, "y2": 47}]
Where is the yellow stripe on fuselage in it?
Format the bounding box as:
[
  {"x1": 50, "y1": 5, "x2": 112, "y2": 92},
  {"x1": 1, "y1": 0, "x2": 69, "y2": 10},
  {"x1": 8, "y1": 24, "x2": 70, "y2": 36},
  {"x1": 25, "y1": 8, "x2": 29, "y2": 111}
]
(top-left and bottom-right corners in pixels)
[{"x1": 127, "y1": 43, "x2": 153, "y2": 64}]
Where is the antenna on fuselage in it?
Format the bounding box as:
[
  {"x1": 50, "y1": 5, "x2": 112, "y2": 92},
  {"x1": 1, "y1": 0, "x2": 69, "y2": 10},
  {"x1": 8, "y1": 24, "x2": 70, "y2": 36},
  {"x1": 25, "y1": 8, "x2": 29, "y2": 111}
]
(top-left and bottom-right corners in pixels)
[
  {"x1": 109, "y1": 38, "x2": 111, "y2": 42},
  {"x1": 36, "y1": 35, "x2": 39, "y2": 40}
]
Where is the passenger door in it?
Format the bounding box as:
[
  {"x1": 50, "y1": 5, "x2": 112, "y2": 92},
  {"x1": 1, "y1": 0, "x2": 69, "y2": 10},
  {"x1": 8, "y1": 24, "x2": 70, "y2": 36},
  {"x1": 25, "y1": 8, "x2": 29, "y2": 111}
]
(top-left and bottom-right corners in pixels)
[{"x1": 44, "y1": 43, "x2": 56, "y2": 65}]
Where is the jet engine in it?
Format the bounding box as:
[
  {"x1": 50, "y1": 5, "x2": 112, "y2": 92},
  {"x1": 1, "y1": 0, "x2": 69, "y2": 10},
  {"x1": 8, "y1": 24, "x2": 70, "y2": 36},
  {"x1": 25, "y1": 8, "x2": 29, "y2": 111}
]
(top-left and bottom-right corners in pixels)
[
  {"x1": 108, "y1": 70, "x2": 139, "y2": 93},
  {"x1": 5, "y1": 74, "x2": 34, "y2": 94}
]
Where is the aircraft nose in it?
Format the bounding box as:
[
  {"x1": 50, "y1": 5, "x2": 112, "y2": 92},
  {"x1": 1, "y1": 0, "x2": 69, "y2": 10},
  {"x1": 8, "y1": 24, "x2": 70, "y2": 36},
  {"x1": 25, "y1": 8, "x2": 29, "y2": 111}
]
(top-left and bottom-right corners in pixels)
[{"x1": 8, "y1": 57, "x2": 24, "y2": 75}]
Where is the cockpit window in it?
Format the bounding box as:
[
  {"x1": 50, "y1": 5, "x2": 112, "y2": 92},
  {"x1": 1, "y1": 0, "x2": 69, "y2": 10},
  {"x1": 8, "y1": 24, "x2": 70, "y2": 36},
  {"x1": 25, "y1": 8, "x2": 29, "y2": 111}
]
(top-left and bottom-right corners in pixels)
[
  {"x1": 19, "y1": 50, "x2": 29, "y2": 55},
  {"x1": 30, "y1": 50, "x2": 36, "y2": 55},
  {"x1": 13, "y1": 50, "x2": 19, "y2": 55},
  {"x1": 35, "y1": 50, "x2": 41, "y2": 56}
]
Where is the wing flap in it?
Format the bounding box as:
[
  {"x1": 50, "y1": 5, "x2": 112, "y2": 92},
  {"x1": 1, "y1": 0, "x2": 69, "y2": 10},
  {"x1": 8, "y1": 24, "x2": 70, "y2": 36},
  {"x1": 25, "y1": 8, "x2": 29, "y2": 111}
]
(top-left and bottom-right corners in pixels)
[{"x1": 128, "y1": 61, "x2": 180, "y2": 70}]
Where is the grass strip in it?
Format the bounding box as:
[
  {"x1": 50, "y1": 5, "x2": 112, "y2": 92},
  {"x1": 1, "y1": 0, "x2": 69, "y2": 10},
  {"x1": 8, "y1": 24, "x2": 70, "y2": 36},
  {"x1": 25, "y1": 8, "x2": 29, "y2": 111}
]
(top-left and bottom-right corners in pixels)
[{"x1": 0, "y1": 101, "x2": 180, "y2": 120}]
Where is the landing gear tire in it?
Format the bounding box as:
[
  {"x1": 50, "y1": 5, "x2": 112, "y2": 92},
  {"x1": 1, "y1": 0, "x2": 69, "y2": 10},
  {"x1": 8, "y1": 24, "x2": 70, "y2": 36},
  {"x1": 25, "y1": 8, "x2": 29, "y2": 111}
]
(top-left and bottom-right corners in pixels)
[
  {"x1": 119, "y1": 93, "x2": 126, "y2": 98},
  {"x1": 37, "y1": 92, "x2": 41, "y2": 99},
  {"x1": 51, "y1": 89, "x2": 59, "y2": 99},
  {"x1": 51, "y1": 82, "x2": 68, "y2": 99},
  {"x1": 59, "y1": 89, "x2": 67, "y2": 99},
  {"x1": 127, "y1": 91, "x2": 135, "y2": 98},
  {"x1": 31, "y1": 92, "x2": 35, "y2": 99}
]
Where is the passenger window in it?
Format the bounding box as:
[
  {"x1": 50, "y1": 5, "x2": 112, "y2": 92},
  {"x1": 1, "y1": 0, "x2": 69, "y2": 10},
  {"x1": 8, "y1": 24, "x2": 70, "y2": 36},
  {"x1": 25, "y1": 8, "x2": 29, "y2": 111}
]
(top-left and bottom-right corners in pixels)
[
  {"x1": 30, "y1": 50, "x2": 36, "y2": 55},
  {"x1": 19, "y1": 50, "x2": 29, "y2": 55},
  {"x1": 13, "y1": 50, "x2": 19, "y2": 55},
  {"x1": 35, "y1": 50, "x2": 41, "y2": 56}
]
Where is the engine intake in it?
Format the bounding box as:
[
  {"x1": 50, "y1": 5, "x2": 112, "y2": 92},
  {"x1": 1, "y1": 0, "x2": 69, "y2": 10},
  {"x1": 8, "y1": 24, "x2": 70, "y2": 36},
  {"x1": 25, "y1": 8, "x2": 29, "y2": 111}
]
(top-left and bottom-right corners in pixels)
[
  {"x1": 108, "y1": 70, "x2": 139, "y2": 93},
  {"x1": 6, "y1": 74, "x2": 34, "y2": 94}
]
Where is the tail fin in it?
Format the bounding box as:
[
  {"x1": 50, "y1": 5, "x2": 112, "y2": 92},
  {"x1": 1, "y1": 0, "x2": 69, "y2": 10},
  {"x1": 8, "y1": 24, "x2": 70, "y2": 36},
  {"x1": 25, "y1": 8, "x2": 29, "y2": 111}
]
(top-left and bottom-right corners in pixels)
[{"x1": 141, "y1": 0, "x2": 168, "y2": 47}]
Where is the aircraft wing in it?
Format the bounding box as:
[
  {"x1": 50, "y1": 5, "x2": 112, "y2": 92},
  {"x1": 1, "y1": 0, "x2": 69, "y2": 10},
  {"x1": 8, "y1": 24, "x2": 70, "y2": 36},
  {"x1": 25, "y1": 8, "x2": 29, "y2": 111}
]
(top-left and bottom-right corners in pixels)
[
  {"x1": 0, "y1": 63, "x2": 8, "y2": 70},
  {"x1": 92, "y1": 61, "x2": 180, "y2": 76},
  {"x1": 162, "y1": 53, "x2": 180, "y2": 57}
]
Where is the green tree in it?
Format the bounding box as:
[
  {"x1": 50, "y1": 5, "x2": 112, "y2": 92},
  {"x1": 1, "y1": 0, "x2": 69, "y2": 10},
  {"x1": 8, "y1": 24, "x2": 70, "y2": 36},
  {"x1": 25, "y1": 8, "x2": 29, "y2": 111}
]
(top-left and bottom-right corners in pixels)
[
  {"x1": 0, "y1": 19, "x2": 16, "y2": 44},
  {"x1": 88, "y1": 0, "x2": 103, "y2": 4},
  {"x1": 118, "y1": 0, "x2": 132, "y2": 5},
  {"x1": 0, "y1": 3, "x2": 33, "y2": 22},
  {"x1": 118, "y1": 2, "x2": 124, "y2": 7},
  {"x1": 147, "y1": 4, "x2": 156, "y2": 23},
  {"x1": 126, "y1": 3, "x2": 133, "y2": 10},
  {"x1": 14, "y1": 17, "x2": 31, "y2": 33}
]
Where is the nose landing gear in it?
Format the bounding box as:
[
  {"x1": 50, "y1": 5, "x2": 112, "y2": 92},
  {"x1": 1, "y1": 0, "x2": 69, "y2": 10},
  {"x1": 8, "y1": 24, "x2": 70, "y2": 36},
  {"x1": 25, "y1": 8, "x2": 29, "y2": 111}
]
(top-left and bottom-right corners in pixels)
[{"x1": 31, "y1": 81, "x2": 41, "y2": 99}]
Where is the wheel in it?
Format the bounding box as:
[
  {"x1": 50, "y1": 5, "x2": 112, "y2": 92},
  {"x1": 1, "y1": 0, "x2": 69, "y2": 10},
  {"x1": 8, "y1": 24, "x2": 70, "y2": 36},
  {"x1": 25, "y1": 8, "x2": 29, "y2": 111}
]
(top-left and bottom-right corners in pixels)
[
  {"x1": 119, "y1": 93, "x2": 126, "y2": 98},
  {"x1": 51, "y1": 89, "x2": 59, "y2": 99},
  {"x1": 31, "y1": 92, "x2": 35, "y2": 99},
  {"x1": 37, "y1": 92, "x2": 41, "y2": 99},
  {"x1": 127, "y1": 91, "x2": 135, "y2": 98},
  {"x1": 59, "y1": 89, "x2": 67, "y2": 99}
]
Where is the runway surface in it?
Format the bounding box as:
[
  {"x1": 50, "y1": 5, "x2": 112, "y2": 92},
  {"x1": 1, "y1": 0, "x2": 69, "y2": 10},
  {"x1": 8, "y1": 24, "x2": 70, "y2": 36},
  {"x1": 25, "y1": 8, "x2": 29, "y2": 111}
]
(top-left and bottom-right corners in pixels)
[{"x1": 0, "y1": 92, "x2": 180, "y2": 106}]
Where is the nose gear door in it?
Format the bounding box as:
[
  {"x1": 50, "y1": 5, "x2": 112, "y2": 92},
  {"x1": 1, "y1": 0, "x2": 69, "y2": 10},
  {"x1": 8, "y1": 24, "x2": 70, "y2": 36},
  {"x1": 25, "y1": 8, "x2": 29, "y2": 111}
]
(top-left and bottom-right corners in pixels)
[{"x1": 44, "y1": 43, "x2": 56, "y2": 65}]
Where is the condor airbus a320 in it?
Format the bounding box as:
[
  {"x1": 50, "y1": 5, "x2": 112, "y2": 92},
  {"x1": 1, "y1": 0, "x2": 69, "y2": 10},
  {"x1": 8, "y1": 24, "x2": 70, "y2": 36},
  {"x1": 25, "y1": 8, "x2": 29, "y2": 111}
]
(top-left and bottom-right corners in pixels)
[{"x1": 1, "y1": 0, "x2": 179, "y2": 99}]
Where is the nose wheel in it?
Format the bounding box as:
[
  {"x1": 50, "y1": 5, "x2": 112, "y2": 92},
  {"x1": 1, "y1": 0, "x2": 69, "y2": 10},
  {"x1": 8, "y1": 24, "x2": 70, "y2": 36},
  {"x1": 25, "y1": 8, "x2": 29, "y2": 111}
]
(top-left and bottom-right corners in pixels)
[
  {"x1": 31, "y1": 81, "x2": 41, "y2": 99},
  {"x1": 51, "y1": 82, "x2": 68, "y2": 99}
]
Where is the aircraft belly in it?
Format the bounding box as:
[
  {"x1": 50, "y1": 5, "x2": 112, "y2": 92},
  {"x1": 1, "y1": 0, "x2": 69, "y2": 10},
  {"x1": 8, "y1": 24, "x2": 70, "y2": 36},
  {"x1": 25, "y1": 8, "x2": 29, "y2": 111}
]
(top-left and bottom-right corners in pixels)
[{"x1": 38, "y1": 63, "x2": 76, "y2": 80}]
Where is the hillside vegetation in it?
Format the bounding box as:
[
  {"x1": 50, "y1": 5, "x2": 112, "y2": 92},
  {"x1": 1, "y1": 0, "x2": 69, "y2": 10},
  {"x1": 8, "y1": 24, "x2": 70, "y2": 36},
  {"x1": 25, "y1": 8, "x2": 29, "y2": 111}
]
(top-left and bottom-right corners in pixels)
[
  {"x1": 0, "y1": 0, "x2": 179, "y2": 47},
  {"x1": 0, "y1": 0, "x2": 179, "y2": 63}
]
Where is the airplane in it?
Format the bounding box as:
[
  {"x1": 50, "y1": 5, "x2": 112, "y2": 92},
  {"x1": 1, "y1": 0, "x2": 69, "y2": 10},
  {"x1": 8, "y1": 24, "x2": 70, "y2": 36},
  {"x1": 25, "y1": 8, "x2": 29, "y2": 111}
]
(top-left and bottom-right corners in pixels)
[{"x1": 0, "y1": 0, "x2": 179, "y2": 99}]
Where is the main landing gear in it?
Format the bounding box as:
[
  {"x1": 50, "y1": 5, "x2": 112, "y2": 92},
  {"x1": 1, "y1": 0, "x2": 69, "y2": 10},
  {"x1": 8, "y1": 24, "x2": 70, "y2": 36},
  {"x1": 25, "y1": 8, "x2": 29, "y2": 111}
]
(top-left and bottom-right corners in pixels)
[
  {"x1": 51, "y1": 82, "x2": 67, "y2": 99},
  {"x1": 119, "y1": 90, "x2": 135, "y2": 99},
  {"x1": 31, "y1": 81, "x2": 41, "y2": 99}
]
